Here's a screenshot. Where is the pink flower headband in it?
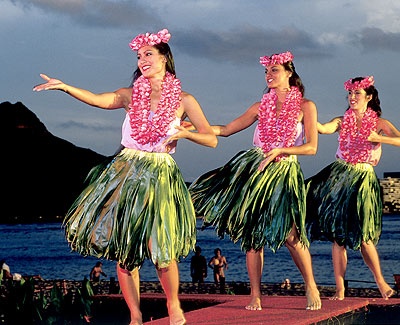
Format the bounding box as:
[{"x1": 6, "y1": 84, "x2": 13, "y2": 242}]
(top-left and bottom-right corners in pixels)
[
  {"x1": 344, "y1": 76, "x2": 375, "y2": 91},
  {"x1": 260, "y1": 51, "x2": 294, "y2": 67},
  {"x1": 129, "y1": 28, "x2": 171, "y2": 51}
]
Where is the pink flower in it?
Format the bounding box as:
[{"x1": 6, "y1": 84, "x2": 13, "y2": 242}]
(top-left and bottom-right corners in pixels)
[
  {"x1": 344, "y1": 76, "x2": 374, "y2": 91},
  {"x1": 129, "y1": 28, "x2": 172, "y2": 51},
  {"x1": 129, "y1": 72, "x2": 182, "y2": 145},
  {"x1": 260, "y1": 51, "x2": 294, "y2": 67},
  {"x1": 338, "y1": 107, "x2": 378, "y2": 164},
  {"x1": 258, "y1": 87, "x2": 302, "y2": 161}
]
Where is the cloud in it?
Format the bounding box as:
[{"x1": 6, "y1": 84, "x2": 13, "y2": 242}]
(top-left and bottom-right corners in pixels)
[
  {"x1": 358, "y1": 27, "x2": 400, "y2": 52},
  {"x1": 9, "y1": 0, "x2": 161, "y2": 28},
  {"x1": 173, "y1": 25, "x2": 333, "y2": 64},
  {"x1": 363, "y1": 1, "x2": 400, "y2": 33}
]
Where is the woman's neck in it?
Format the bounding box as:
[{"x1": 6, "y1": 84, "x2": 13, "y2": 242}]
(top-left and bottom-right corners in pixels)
[
  {"x1": 274, "y1": 86, "x2": 291, "y2": 101},
  {"x1": 148, "y1": 76, "x2": 164, "y2": 92},
  {"x1": 353, "y1": 105, "x2": 368, "y2": 119}
]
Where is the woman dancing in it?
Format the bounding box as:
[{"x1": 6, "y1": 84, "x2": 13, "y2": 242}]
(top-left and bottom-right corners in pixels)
[
  {"x1": 33, "y1": 29, "x2": 217, "y2": 325},
  {"x1": 306, "y1": 76, "x2": 400, "y2": 300},
  {"x1": 189, "y1": 51, "x2": 321, "y2": 311}
]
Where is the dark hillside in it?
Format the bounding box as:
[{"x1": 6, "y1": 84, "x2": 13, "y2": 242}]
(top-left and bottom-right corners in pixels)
[{"x1": 1, "y1": 101, "x2": 108, "y2": 222}]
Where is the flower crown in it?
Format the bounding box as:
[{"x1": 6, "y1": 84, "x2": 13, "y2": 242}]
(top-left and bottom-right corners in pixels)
[
  {"x1": 260, "y1": 51, "x2": 294, "y2": 67},
  {"x1": 129, "y1": 28, "x2": 171, "y2": 51},
  {"x1": 344, "y1": 76, "x2": 375, "y2": 91}
]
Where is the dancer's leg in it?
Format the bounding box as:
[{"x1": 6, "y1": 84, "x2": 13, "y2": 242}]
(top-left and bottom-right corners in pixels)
[
  {"x1": 331, "y1": 241, "x2": 347, "y2": 300},
  {"x1": 285, "y1": 225, "x2": 321, "y2": 310},
  {"x1": 157, "y1": 260, "x2": 186, "y2": 325},
  {"x1": 361, "y1": 240, "x2": 394, "y2": 299},
  {"x1": 117, "y1": 264, "x2": 142, "y2": 325},
  {"x1": 245, "y1": 248, "x2": 263, "y2": 310}
]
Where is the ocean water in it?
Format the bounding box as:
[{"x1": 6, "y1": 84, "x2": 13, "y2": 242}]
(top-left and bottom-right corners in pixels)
[{"x1": 1, "y1": 215, "x2": 399, "y2": 289}]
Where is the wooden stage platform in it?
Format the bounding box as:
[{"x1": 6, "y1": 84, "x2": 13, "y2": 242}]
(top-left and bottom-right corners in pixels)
[{"x1": 92, "y1": 293, "x2": 400, "y2": 324}]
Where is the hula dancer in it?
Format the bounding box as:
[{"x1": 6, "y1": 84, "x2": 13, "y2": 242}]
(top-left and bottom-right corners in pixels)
[
  {"x1": 306, "y1": 76, "x2": 400, "y2": 300},
  {"x1": 189, "y1": 51, "x2": 321, "y2": 311},
  {"x1": 33, "y1": 28, "x2": 217, "y2": 325}
]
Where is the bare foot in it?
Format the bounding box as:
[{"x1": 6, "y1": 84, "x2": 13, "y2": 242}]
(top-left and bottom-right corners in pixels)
[
  {"x1": 129, "y1": 322, "x2": 143, "y2": 325},
  {"x1": 306, "y1": 287, "x2": 322, "y2": 310},
  {"x1": 329, "y1": 288, "x2": 345, "y2": 301},
  {"x1": 245, "y1": 296, "x2": 262, "y2": 311},
  {"x1": 378, "y1": 283, "x2": 394, "y2": 300},
  {"x1": 168, "y1": 306, "x2": 186, "y2": 325}
]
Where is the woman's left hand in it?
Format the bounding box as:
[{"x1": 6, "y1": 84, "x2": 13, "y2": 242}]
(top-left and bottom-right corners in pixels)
[
  {"x1": 162, "y1": 125, "x2": 192, "y2": 151},
  {"x1": 367, "y1": 130, "x2": 381, "y2": 143},
  {"x1": 258, "y1": 148, "x2": 281, "y2": 171}
]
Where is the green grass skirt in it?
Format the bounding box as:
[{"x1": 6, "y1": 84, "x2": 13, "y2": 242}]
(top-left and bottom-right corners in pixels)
[
  {"x1": 189, "y1": 147, "x2": 309, "y2": 252},
  {"x1": 64, "y1": 148, "x2": 196, "y2": 270},
  {"x1": 305, "y1": 159, "x2": 382, "y2": 250}
]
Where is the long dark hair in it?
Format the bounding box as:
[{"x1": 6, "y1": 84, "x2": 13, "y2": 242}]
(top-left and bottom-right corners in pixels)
[
  {"x1": 265, "y1": 59, "x2": 305, "y2": 96},
  {"x1": 130, "y1": 43, "x2": 176, "y2": 87},
  {"x1": 346, "y1": 77, "x2": 382, "y2": 117},
  {"x1": 284, "y1": 61, "x2": 305, "y2": 96}
]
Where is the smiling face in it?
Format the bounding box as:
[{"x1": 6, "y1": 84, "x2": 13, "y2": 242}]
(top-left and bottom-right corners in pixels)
[
  {"x1": 137, "y1": 45, "x2": 167, "y2": 79},
  {"x1": 265, "y1": 64, "x2": 292, "y2": 90},
  {"x1": 347, "y1": 89, "x2": 372, "y2": 112}
]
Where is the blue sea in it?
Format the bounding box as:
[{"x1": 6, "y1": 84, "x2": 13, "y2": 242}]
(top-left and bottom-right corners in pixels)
[{"x1": 1, "y1": 216, "x2": 399, "y2": 289}]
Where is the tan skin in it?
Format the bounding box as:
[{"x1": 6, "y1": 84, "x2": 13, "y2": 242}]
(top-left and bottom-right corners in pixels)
[
  {"x1": 34, "y1": 45, "x2": 217, "y2": 325},
  {"x1": 212, "y1": 64, "x2": 321, "y2": 311},
  {"x1": 33, "y1": 46, "x2": 217, "y2": 150},
  {"x1": 208, "y1": 249, "x2": 228, "y2": 284},
  {"x1": 318, "y1": 88, "x2": 400, "y2": 301}
]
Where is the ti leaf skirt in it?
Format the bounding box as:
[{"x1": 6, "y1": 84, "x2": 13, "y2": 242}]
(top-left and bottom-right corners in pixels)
[
  {"x1": 64, "y1": 148, "x2": 196, "y2": 270},
  {"x1": 305, "y1": 159, "x2": 382, "y2": 250},
  {"x1": 189, "y1": 147, "x2": 309, "y2": 252}
]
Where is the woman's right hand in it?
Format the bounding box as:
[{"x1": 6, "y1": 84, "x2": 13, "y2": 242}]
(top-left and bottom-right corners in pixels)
[
  {"x1": 258, "y1": 148, "x2": 281, "y2": 171},
  {"x1": 33, "y1": 74, "x2": 65, "y2": 92}
]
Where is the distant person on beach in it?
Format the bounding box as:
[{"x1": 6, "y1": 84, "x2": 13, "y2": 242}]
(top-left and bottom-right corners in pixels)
[
  {"x1": 90, "y1": 261, "x2": 107, "y2": 283},
  {"x1": 1, "y1": 259, "x2": 13, "y2": 281},
  {"x1": 306, "y1": 76, "x2": 400, "y2": 300},
  {"x1": 189, "y1": 51, "x2": 321, "y2": 311},
  {"x1": 190, "y1": 246, "x2": 207, "y2": 284},
  {"x1": 33, "y1": 28, "x2": 217, "y2": 325},
  {"x1": 90, "y1": 261, "x2": 107, "y2": 294},
  {"x1": 208, "y1": 248, "x2": 228, "y2": 285}
]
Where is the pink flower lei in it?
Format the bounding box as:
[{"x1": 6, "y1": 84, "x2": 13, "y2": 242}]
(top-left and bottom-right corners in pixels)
[
  {"x1": 258, "y1": 87, "x2": 303, "y2": 161},
  {"x1": 344, "y1": 76, "x2": 374, "y2": 91},
  {"x1": 338, "y1": 107, "x2": 378, "y2": 164},
  {"x1": 260, "y1": 51, "x2": 294, "y2": 67},
  {"x1": 129, "y1": 28, "x2": 171, "y2": 51},
  {"x1": 128, "y1": 72, "x2": 182, "y2": 145}
]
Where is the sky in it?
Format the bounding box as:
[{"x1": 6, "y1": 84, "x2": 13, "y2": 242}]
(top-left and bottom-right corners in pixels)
[{"x1": 1, "y1": 0, "x2": 399, "y2": 181}]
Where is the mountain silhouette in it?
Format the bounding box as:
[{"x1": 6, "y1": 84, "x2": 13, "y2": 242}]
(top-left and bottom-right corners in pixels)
[{"x1": 1, "y1": 101, "x2": 109, "y2": 223}]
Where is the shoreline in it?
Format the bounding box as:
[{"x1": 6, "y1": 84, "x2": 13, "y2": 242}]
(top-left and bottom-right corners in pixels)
[{"x1": 9, "y1": 277, "x2": 391, "y2": 299}]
